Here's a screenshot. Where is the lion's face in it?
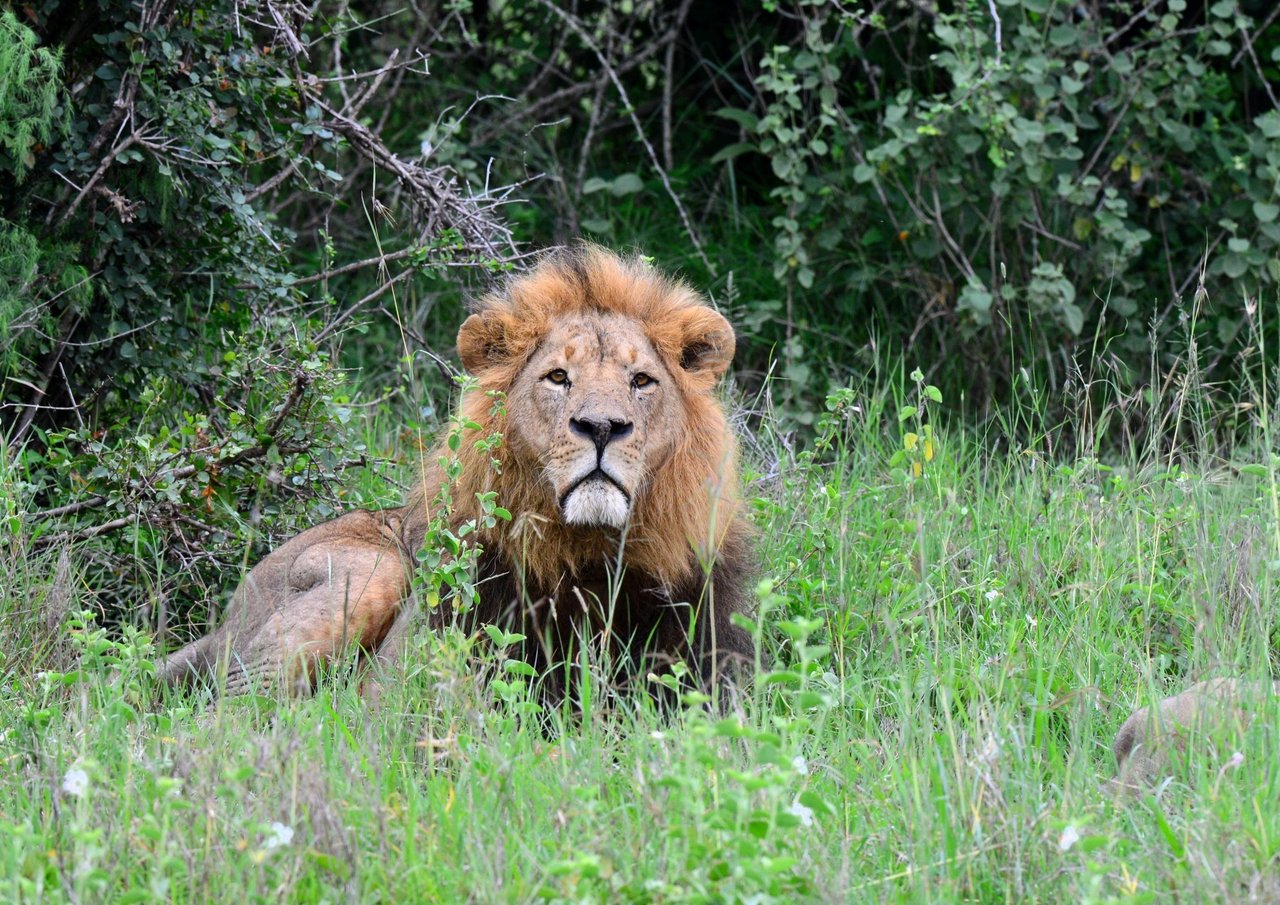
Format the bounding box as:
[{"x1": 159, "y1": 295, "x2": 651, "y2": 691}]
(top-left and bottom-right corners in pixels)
[
  {"x1": 505, "y1": 313, "x2": 682, "y2": 528},
  {"x1": 455, "y1": 246, "x2": 738, "y2": 541}
]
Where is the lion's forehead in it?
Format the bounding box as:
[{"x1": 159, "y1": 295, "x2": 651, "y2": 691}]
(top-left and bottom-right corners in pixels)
[{"x1": 539, "y1": 314, "x2": 654, "y2": 368}]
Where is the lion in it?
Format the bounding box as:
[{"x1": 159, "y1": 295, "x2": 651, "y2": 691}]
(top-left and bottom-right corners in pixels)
[
  {"x1": 160, "y1": 246, "x2": 756, "y2": 700},
  {"x1": 1110, "y1": 678, "x2": 1280, "y2": 792}
]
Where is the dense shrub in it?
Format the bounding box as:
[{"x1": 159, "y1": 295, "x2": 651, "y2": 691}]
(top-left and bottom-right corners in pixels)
[
  {"x1": 3, "y1": 0, "x2": 1278, "y2": 628},
  {"x1": 731, "y1": 0, "x2": 1280, "y2": 410},
  {"x1": 1, "y1": 1, "x2": 514, "y2": 629}
]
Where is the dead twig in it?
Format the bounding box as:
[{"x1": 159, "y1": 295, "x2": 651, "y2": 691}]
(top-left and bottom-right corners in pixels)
[{"x1": 55, "y1": 132, "x2": 141, "y2": 227}]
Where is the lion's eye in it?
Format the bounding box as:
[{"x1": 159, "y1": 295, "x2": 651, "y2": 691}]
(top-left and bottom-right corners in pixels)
[
  {"x1": 545, "y1": 368, "x2": 570, "y2": 385},
  {"x1": 632, "y1": 372, "x2": 656, "y2": 389}
]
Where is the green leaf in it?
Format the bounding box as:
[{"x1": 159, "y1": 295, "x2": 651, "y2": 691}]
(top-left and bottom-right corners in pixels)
[
  {"x1": 610, "y1": 173, "x2": 644, "y2": 195},
  {"x1": 958, "y1": 283, "x2": 994, "y2": 317},
  {"x1": 306, "y1": 848, "x2": 352, "y2": 878},
  {"x1": 1148, "y1": 798, "x2": 1186, "y2": 859},
  {"x1": 1220, "y1": 254, "x2": 1249, "y2": 279},
  {"x1": 1060, "y1": 302, "x2": 1085, "y2": 336},
  {"x1": 483, "y1": 625, "x2": 526, "y2": 648},
  {"x1": 924, "y1": 385, "x2": 943, "y2": 403},
  {"x1": 1258, "y1": 112, "x2": 1280, "y2": 139},
  {"x1": 1253, "y1": 201, "x2": 1279, "y2": 223},
  {"x1": 711, "y1": 142, "x2": 756, "y2": 164},
  {"x1": 1237, "y1": 464, "x2": 1269, "y2": 477},
  {"x1": 1048, "y1": 24, "x2": 1077, "y2": 48},
  {"x1": 898, "y1": 405, "x2": 917, "y2": 422},
  {"x1": 714, "y1": 107, "x2": 760, "y2": 131}
]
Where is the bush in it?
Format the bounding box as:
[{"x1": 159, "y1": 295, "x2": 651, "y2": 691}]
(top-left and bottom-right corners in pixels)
[
  {"x1": 725, "y1": 0, "x2": 1280, "y2": 414},
  {"x1": 5, "y1": 0, "x2": 1278, "y2": 630},
  {"x1": 2, "y1": 1, "x2": 516, "y2": 630}
]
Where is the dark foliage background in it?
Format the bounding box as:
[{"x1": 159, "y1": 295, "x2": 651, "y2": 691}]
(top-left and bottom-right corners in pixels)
[{"x1": 2, "y1": 0, "x2": 1278, "y2": 631}]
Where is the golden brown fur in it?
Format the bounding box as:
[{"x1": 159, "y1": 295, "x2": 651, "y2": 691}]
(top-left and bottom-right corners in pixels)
[
  {"x1": 159, "y1": 507, "x2": 412, "y2": 693},
  {"x1": 161, "y1": 246, "x2": 755, "y2": 697},
  {"x1": 1109, "y1": 678, "x2": 1280, "y2": 793}
]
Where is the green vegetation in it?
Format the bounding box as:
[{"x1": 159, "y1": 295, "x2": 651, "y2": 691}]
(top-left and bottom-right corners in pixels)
[
  {"x1": 3, "y1": 0, "x2": 1280, "y2": 900},
  {"x1": 3, "y1": 353, "x2": 1279, "y2": 901},
  {"x1": 5, "y1": 0, "x2": 1280, "y2": 620}
]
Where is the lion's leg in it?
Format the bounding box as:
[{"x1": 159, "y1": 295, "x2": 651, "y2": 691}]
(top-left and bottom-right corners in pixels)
[
  {"x1": 368, "y1": 596, "x2": 419, "y2": 668},
  {"x1": 158, "y1": 572, "x2": 277, "y2": 688},
  {"x1": 158, "y1": 624, "x2": 225, "y2": 687},
  {"x1": 204, "y1": 544, "x2": 408, "y2": 696},
  {"x1": 260, "y1": 555, "x2": 408, "y2": 694},
  {"x1": 357, "y1": 589, "x2": 429, "y2": 706},
  {"x1": 160, "y1": 509, "x2": 410, "y2": 696}
]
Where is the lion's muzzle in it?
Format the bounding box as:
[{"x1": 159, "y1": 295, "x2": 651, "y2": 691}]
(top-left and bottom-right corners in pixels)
[
  {"x1": 560, "y1": 466, "x2": 632, "y2": 527},
  {"x1": 557, "y1": 408, "x2": 639, "y2": 528}
]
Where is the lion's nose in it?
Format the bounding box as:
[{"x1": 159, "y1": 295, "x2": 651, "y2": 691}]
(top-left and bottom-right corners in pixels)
[{"x1": 570, "y1": 415, "x2": 634, "y2": 453}]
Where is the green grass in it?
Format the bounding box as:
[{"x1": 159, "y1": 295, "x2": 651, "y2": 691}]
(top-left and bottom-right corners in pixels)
[{"x1": 2, "y1": 362, "x2": 1279, "y2": 903}]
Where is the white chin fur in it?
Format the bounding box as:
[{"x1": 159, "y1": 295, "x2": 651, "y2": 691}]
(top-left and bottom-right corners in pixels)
[{"x1": 562, "y1": 479, "x2": 630, "y2": 528}]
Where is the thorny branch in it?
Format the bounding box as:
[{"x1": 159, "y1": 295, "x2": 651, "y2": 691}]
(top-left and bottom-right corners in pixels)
[{"x1": 13, "y1": 0, "x2": 527, "y2": 457}]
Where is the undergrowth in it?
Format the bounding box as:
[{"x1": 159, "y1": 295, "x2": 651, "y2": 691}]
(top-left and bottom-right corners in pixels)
[{"x1": 1, "y1": 321, "x2": 1278, "y2": 903}]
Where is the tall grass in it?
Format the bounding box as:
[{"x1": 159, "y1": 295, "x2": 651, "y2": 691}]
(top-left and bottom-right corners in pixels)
[{"x1": 1, "y1": 311, "x2": 1278, "y2": 902}]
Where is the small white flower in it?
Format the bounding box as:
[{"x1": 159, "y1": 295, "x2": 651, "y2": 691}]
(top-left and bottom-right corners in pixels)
[
  {"x1": 263, "y1": 822, "x2": 294, "y2": 850},
  {"x1": 786, "y1": 800, "x2": 814, "y2": 827},
  {"x1": 1226, "y1": 751, "x2": 1244, "y2": 769},
  {"x1": 985, "y1": 589, "x2": 1001, "y2": 602},
  {"x1": 61, "y1": 764, "x2": 89, "y2": 798},
  {"x1": 791, "y1": 755, "x2": 809, "y2": 775},
  {"x1": 1058, "y1": 825, "x2": 1080, "y2": 852},
  {"x1": 1026, "y1": 614, "x2": 1038, "y2": 628}
]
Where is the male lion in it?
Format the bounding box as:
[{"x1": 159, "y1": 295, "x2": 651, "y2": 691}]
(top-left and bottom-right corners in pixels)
[{"x1": 161, "y1": 246, "x2": 756, "y2": 699}]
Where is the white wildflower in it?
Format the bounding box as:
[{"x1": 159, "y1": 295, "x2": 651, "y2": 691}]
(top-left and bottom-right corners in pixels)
[
  {"x1": 1058, "y1": 825, "x2": 1080, "y2": 852},
  {"x1": 985, "y1": 589, "x2": 1001, "y2": 602},
  {"x1": 61, "y1": 764, "x2": 89, "y2": 798},
  {"x1": 791, "y1": 755, "x2": 809, "y2": 775},
  {"x1": 786, "y1": 800, "x2": 815, "y2": 827},
  {"x1": 263, "y1": 822, "x2": 294, "y2": 850},
  {"x1": 1226, "y1": 751, "x2": 1244, "y2": 769}
]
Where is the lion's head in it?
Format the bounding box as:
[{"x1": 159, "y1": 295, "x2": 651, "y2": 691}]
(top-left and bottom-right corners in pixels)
[
  {"x1": 420, "y1": 245, "x2": 742, "y2": 591},
  {"x1": 490, "y1": 310, "x2": 681, "y2": 529}
]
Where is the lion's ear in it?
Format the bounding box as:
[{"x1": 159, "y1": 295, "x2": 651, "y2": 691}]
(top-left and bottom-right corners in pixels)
[
  {"x1": 457, "y1": 312, "x2": 509, "y2": 374},
  {"x1": 676, "y1": 307, "x2": 736, "y2": 380}
]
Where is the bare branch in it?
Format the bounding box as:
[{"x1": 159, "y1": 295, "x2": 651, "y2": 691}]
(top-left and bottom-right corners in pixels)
[{"x1": 55, "y1": 132, "x2": 141, "y2": 227}]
